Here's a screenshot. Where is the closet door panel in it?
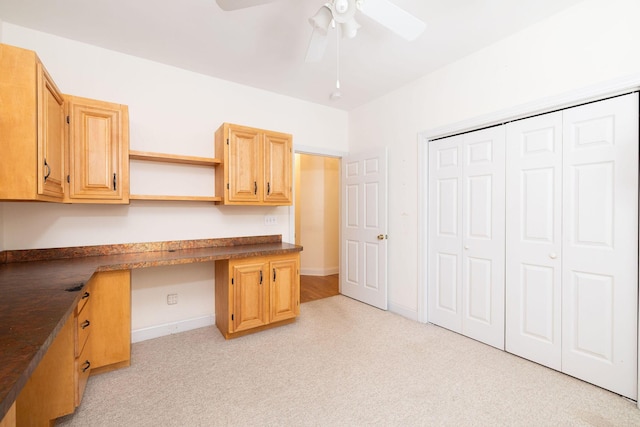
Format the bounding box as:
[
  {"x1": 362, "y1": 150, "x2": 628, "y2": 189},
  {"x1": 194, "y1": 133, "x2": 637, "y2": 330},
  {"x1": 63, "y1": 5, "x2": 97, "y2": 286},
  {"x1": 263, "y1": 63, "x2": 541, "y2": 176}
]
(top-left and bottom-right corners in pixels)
[
  {"x1": 561, "y1": 93, "x2": 638, "y2": 400},
  {"x1": 461, "y1": 126, "x2": 505, "y2": 349},
  {"x1": 428, "y1": 136, "x2": 463, "y2": 333},
  {"x1": 505, "y1": 112, "x2": 563, "y2": 370}
]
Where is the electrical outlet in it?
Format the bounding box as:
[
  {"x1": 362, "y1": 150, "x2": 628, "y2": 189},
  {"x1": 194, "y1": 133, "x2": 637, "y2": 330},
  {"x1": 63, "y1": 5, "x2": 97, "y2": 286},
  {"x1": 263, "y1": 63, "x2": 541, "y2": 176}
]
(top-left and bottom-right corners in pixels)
[
  {"x1": 167, "y1": 293, "x2": 178, "y2": 305},
  {"x1": 264, "y1": 215, "x2": 277, "y2": 226}
]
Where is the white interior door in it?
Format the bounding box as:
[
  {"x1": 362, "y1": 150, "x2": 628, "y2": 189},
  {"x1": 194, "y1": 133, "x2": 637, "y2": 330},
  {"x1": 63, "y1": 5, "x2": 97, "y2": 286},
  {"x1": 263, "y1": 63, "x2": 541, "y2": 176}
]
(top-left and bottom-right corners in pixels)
[
  {"x1": 561, "y1": 93, "x2": 638, "y2": 400},
  {"x1": 428, "y1": 127, "x2": 505, "y2": 349},
  {"x1": 505, "y1": 111, "x2": 563, "y2": 370},
  {"x1": 341, "y1": 148, "x2": 388, "y2": 310},
  {"x1": 428, "y1": 135, "x2": 463, "y2": 333},
  {"x1": 461, "y1": 126, "x2": 505, "y2": 349}
]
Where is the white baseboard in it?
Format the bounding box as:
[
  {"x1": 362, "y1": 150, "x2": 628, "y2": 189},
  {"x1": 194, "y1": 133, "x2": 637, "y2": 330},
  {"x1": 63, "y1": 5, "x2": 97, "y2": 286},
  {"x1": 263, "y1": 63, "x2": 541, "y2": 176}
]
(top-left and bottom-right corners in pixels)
[
  {"x1": 300, "y1": 267, "x2": 339, "y2": 276},
  {"x1": 131, "y1": 315, "x2": 215, "y2": 343},
  {"x1": 388, "y1": 301, "x2": 418, "y2": 321}
]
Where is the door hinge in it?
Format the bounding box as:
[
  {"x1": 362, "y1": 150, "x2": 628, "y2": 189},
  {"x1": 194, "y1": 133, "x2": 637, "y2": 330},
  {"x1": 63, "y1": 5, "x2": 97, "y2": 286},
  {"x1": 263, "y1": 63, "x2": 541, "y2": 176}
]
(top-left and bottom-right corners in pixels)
[{"x1": 66, "y1": 116, "x2": 70, "y2": 124}]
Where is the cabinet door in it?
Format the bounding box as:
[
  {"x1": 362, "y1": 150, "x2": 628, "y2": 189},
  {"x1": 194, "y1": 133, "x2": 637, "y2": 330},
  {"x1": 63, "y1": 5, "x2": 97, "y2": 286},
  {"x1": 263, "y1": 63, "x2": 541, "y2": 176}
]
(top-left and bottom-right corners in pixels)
[
  {"x1": 228, "y1": 126, "x2": 262, "y2": 203},
  {"x1": 90, "y1": 270, "x2": 131, "y2": 370},
  {"x1": 263, "y1": 131, "x2": 292, "y2": 204},
  {"x1": 270, "y1": 257, "x2": 299, "y2": 323},
  {"x1": 67, "y1": 96, "x2": 129, "y2": 203},
  {"x1": 233, "y1": 261, "x2": 269, "y2": 332},
  {"x1": 37, "y1": 62, "x2": 65, "y2": 199},
  {"x1": 16, "y1": 312, "x2": 75, "y2": 425}
]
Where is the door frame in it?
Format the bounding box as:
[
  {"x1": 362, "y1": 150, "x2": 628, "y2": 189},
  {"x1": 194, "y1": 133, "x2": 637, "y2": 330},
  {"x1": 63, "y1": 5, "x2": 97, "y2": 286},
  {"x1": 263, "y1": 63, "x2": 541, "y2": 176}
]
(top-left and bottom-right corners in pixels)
[
  {"x1": 417, "y1": 72, "x2": 640, "y2": 408},
  {"x1": 290, "y1": 145, "x2": 346, "y2": 289}
]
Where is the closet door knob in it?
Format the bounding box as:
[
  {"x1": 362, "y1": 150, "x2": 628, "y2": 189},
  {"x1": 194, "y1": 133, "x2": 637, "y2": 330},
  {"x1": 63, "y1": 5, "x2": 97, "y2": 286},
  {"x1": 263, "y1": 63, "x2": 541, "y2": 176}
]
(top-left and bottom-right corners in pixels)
[
  {"x1": 549, "y1": 252, "x2": 557, "y2": 259},
  {"x1": 464, "y1": 245, "x2": 469, "y2": 250}
]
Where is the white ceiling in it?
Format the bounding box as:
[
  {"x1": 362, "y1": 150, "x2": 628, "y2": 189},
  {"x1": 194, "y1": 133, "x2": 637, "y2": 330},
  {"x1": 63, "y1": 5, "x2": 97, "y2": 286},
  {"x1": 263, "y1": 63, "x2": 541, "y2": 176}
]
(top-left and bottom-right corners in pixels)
[{"x1": 0, "y1": 0, "x2": 585, "y2": 110}]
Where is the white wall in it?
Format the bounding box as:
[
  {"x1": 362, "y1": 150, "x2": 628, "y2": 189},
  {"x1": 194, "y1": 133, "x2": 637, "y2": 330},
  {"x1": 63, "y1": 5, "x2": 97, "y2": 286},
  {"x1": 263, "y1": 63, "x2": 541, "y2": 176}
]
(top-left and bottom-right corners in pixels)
[
  {"x1": 348, "y1": 0, "x2": 640, "y2": 319},
  {"x1": 0, "y1": 23, "x2": 348, "y2": 339}
]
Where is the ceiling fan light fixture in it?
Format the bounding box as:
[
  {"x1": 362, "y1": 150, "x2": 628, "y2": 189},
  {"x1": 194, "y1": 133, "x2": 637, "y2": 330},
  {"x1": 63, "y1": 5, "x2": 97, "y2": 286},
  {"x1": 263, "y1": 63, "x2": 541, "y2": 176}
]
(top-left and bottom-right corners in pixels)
[
  {"x1": 308, "y1": 5, "x2": 333, "y2": 35},
  {"x1": 340, "y1": 18, "x2": 360, "y2": 39},
  {"x1": 331, "y1": 0, "x2": 357, "y2": 24}
]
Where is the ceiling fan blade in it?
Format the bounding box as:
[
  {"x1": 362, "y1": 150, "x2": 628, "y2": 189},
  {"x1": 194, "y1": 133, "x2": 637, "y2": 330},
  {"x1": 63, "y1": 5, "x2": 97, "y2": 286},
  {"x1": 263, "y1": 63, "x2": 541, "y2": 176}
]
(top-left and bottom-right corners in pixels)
[
  {"x1": 305, "y1": 28, "x2": 329, "y2": 63},
  {"x1": 359, "y1": 0, "x2": 426, "y2": 41},
  {"x1": 215, "y1": 0, "x2": 278, "y2": 11}
]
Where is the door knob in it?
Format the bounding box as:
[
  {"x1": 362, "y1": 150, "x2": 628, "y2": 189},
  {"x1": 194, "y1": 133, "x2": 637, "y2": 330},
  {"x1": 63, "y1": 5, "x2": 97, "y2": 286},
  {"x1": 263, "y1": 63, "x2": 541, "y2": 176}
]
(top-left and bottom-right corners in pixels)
[
  {"x1": 377, "y1": 234, "x2": 386, "y2": 240},
  {"x1": 549, "y1": 252, "x2": 557, "y2": 259},
  {"x1": 464, "y1": 245, "x2": 469, "y2": 250}
]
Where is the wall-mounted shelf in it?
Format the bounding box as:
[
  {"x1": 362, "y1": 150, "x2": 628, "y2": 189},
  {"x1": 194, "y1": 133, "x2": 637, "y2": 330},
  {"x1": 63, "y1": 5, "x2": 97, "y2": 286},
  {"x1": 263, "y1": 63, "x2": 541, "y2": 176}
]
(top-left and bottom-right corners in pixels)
[
  {"x1": 129, "y1": 150, "x2": 221, "y2": 202},
  {"x1": 129, "y1": 150, "x2": 221, "y2": 166},
  {"x1": 129, "y1": 194, "x2": 221, "y2": 202}
]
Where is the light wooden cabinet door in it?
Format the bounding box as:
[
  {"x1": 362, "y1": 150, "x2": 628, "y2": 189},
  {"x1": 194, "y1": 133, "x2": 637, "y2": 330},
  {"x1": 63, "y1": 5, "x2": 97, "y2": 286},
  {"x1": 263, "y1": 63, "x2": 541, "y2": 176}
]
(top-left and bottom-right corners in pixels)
[
  {"x1": 227, "y1": 125, "x2": 262, "y2": 203},
  {"x1": 66, "y1": 95, "x2": 130, "y2": 203},
  {"x1": 0, "y1": 44, "x2": 65, "y2": 202},
  {"x1": 38, "y1": 63, "x2": 66, "y2": 199},
  {"x1": 270, "y1": 257, "x2": 299, "y2": 323},
  {"x1": 89, "y1": 270, "x2": 131, "y2": 371},
  {"x1": 232, "y1": 260, "x2": 269, "y2": 332},
  {"x1": 215, "y1": 123, "x2": 292, "y2": 205},
  {"x1": 16, "y1": 312, "x2": 75, "y2": 425},
  {"x1": 263, "y1": 131, "x2": 292, "y2": 204}
]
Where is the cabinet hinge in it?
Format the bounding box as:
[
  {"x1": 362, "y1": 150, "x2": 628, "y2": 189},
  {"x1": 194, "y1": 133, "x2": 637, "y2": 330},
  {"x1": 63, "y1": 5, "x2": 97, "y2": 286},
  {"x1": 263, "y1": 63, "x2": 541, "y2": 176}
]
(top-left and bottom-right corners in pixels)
[
  {"x1": 66, "y1": 175, "x2": 70, "y2": 183},
  {"x1": 231, "y1": 314, "x2": 234, "y2": 321},
  {"x1": 231, "y1": 278, "x2": 234, "y2": 285},
  {"x1": 227, "y1": 183, "x2": 229, "y2": 190},
  {"x1": 66, "y1": 116, "x2": 70, "y2": 124},
  {"x1": 226, "y1": 138, "x2": 229, "y2": 145}
]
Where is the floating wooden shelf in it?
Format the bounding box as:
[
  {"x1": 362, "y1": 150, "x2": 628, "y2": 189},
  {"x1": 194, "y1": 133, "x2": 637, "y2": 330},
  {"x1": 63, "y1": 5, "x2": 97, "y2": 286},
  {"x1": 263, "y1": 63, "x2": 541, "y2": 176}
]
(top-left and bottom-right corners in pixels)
[
  {"x1": 129, "y1": 150, "x2": 221, "y2": 167},
  {"x1": 129, "y1": 195, "x2": 222, "y2": 202}
]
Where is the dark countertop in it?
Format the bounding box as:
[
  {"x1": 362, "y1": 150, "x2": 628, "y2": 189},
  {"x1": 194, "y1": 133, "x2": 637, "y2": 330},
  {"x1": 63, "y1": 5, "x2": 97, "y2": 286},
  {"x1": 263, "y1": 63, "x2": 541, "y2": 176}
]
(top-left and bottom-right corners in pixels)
[{"x1": 0, "y1": 235, "x2": 302, "y2": 421}]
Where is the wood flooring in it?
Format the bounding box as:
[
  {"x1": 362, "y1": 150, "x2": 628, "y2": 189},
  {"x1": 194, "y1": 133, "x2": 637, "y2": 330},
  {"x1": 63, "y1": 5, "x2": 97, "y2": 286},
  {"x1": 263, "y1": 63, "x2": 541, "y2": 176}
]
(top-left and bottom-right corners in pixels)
[{"x1": 300, "y1": 274, "x2": 339, "y2": 303}]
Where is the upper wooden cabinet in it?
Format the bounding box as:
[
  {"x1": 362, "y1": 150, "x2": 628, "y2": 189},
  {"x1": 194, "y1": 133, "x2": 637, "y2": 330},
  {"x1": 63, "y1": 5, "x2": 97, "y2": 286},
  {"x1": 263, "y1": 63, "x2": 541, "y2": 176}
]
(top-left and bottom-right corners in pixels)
[
  {"x1": 65, "y1": 95, "x2": 130, "y2": 203},
  {"x1": 0, "y1": 44, "x2": 66, "y2": 201},
  {"x1": 215, "y1": 123, "x2": 292, "y2": 205}
]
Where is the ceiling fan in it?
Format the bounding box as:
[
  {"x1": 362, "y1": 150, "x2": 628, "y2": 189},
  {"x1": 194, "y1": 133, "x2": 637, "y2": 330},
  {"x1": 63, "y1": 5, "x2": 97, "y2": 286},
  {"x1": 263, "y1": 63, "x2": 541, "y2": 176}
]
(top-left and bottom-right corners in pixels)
[{"x1": 215, "y1": 0, "x2": 427, "y2": 62}]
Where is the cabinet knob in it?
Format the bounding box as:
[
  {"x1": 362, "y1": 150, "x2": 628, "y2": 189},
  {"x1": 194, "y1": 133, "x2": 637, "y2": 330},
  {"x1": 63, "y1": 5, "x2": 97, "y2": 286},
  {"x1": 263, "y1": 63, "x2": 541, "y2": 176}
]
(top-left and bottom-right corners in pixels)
[
  {"x1": 464, "y1": 245, "x2": 469, "y2": 250},
  {"x1": 43, "y1": 158, "x2": 51, "y2": 182},
  {"x1": 549, "y1": 252, "x2": 558, "y2": 259},
  {"x1": 81, "y1": 319, "x2": 91, "y2": 329},
  {"x1": 82, "y1": 291, "x2": 90, "y2": 300},
  {"x1": 254, "y1": 181, "x2": 258, "y2": 195},
  {"x1": 82, "y1": 360, "x2": 91, "y2": 373}
]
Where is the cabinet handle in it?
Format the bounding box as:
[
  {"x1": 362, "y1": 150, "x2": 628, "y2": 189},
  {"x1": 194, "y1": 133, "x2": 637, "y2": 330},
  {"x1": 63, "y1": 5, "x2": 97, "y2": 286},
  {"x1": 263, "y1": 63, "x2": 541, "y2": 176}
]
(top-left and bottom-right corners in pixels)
[
  {"x1": 82, "y1": 360, "x2": 91, "y2": 373},
  {"x1": 82, "y1": 291, "x2": 90, "y2": 300},
  {"x1": 254, "y1": 181, "x2": 258, "y2": 195},
  {"x1": 273, "y1": 268, "x2": 276, "y2": 282},
  {"x1": 260, "y1": 270, "x2": 263, "y2": 285},
  {"x1": 267, "y1": 182, "x2": 271, "y2": 195},
  {"x1": 113, "y1": 173, "x2": 117, "y2": 191},
  {"x1": 80, "y1": 319, "x2": 91, "y2": 329},
  {"x1": 43, "y1": 158, "x2": 51, "y2": 182}
]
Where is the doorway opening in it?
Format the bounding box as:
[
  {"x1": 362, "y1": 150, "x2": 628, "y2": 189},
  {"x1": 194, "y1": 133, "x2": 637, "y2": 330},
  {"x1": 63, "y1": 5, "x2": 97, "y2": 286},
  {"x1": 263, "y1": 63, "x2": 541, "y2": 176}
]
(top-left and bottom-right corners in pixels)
[{"x1": 294, "y1": 153, "x2": 340, "y2": 303}]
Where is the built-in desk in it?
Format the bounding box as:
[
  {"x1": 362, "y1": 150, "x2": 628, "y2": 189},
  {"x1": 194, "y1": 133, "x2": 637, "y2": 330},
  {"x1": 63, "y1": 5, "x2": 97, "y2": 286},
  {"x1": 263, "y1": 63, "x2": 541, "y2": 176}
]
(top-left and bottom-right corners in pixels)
[{"x1": 0, "y1": 235, "x2": 302, "y2": 425}]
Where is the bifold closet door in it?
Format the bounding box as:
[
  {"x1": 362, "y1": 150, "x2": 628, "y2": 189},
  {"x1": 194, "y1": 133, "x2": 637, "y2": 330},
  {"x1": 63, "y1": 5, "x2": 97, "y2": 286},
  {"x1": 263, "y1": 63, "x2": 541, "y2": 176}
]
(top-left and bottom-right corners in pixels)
[
  {"x1": 505, "y1": 111, "x2": 563, "y2": 370},
  {"x1": 428, "y1": 127, "x2": 505, "y2": 349},
  {"x1": 506, "y1": 93, "x2": 638, "y2": 399},
  {"x1": 561, "y1": 93, "x2": 638, "y2": 400}
]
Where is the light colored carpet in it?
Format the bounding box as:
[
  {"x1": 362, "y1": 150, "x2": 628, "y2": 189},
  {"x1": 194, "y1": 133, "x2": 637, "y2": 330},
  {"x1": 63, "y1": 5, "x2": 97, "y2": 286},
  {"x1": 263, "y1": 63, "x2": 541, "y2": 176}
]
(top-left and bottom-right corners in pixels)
[{"x1": 57, "y1": 295, "x2": 640, "y2": 426}]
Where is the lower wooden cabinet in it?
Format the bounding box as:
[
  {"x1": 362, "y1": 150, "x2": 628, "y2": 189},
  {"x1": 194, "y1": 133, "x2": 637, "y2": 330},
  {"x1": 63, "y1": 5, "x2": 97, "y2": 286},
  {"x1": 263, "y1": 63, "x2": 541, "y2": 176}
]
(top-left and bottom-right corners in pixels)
[
  {"x1": 215, "y1": 253, "x2": 300, "y2": 339},
  {"x1": 15, "y1": 270, "x2": 131, "y2": 425}
]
